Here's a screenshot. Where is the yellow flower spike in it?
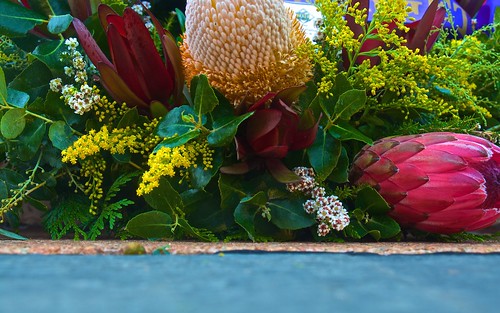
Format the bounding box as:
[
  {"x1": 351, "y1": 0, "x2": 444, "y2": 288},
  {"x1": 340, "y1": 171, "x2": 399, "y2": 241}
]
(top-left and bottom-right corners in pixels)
[{"x1": 181, "y1": 0, "x2": 312, "y2": 106}]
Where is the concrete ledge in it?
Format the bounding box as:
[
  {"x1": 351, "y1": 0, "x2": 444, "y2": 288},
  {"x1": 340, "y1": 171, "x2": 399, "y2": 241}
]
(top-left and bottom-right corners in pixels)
[{"x1": 1, "y1": 240, "x2": 500, "y2": 255}]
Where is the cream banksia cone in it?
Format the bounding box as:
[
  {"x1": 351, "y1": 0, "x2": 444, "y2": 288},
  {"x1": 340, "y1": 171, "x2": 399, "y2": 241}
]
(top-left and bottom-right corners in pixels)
[
  {"x1": 349, "y1": 132, "x2": 500, "y2": 234},
  {"x1": 181, "y1": 0, "x2": 312, "y2": 107}
]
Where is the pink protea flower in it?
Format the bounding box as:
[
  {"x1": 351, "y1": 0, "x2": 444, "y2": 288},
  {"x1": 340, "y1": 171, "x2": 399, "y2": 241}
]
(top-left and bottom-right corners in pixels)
[{"x1": 349, "y1": 132, "x2": 500, "y2": 234}]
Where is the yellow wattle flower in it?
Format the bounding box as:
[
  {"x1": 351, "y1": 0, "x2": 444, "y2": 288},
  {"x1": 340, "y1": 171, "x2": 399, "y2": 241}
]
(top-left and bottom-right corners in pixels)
[{"x1": 181, "y1": 0, "x2": 312, "y2": 106}]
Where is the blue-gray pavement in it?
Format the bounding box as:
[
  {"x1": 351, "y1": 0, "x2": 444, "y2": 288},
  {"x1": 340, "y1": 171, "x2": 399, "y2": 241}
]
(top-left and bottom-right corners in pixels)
[{"x1": 1, "y1": 253, "x2": 499, "y2": 313}]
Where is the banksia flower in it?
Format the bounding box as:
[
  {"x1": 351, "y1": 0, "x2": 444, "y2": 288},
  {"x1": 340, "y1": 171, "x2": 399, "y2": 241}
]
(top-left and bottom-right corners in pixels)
[
  {"x1": 349, "y1": 132, "x2": 500, "y2": 234},
  {"x1": 181, "y1": 0, "x2": 312, "y2": 107}
]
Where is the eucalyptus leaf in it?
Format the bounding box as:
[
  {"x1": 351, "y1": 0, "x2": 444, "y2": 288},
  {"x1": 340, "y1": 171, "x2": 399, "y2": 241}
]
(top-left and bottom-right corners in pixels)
[
  {"x1": 9, "y1": 61, "x2": 52, "y2": 102},
  {"x1": 334, "y1": 89, "x2": 367, "y2": 121},
  {"x1": 328, "y1": 146, "x2": 349, "y2": 183},
  {"x1": 182, "y1": 189, "x2": 233, "y2": 232},
  {"x1": 7, "y1": 88, "x2": 29, "y2": 108},
  {"x1": 143, "y1": 177, "x2": 183, "y2": 217},
  {"x1": 1, "y1": 108, "x2": 26, "y2": 139},
  {"x1": 47, "y1": 14, "x2": 73, "y2": 34},
  {"x1": 188, "y1": 148, "x2": 223, "y2": 189},
  {"x1": 240, "y1": 191, "x2": 267, "y2": 207},
  {"x1": 307, "y1": 129, "x2": 342, "y2": 181},
  {"x1": 269, "y1": 199, "x2": 315, "y2": 230},
  {"x1": 49, "y1": 121, "x2": 76, "y2": 150},
  {"x1": 218, "y1": 174, "x2": 246, "y2": 210},
  {"x1": 234, "y1": 203, "x2": 260, "y2": 241},
  {"x1": 0, "y1": 1, "x2": 46, "y2": 37},
  {"x1": 194, "y1": 74, "x2": 218, "y2": 116},
  {"x1": 125, "y1": 211, "x2": 173, "y2": 239},
  {"x1": 14, "y1": 118, "x2": 45, "y2": 161}
]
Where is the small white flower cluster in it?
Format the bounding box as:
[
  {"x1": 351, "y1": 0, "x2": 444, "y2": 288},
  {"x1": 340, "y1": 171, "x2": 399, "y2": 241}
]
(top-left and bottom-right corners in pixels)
[
  {"x1": 286, "y1": 167, "x2": 350, "y2": 237},
  {"x1": 131, "y1": 1, "x2": 154, "y2": 31},
  {"x1": 49, "y1": 38, "x2": 100, "y2": 115}
]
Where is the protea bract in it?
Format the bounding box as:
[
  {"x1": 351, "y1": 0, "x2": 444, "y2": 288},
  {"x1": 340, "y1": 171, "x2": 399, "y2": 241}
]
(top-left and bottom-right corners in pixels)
[
  {"x1": 73, "y1": 4, "x2": 184, "y2": 111},
  {"x1": 349, "y1": 132, "x2": 500, "y2": 234}
]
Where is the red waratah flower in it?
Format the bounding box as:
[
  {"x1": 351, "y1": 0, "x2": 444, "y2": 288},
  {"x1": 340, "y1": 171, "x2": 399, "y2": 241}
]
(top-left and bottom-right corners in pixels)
[
  {"x1": 221, "y1": 86, "x2": 320, "y2": 183},
  {"x1": 73, "y1": 4, "x2": 184, "y2": 111},
  {"x1": 349, "y1": 132, "x2": 500, "y2": 234}
]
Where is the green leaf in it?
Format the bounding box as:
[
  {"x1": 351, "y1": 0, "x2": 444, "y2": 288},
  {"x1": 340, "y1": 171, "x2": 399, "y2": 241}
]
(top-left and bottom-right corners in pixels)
[
  {"x1": 8, "y1": 61, "x2": 52, "y2": 102},
  {"x1": 328, "y1": 146, "x2": 349, "y2": 183},
  {"x1": 0, "y1": 1, "x2": 46, "y2": 37},
  {"x1": 182, "y1": 189, "x2": 233, "y2": 232},
  {"x1": 218, "y1": 174, "x2": 246, "y2": 210},
  {"x1": 177, "y1": 218, "x2": 218, "y2": 242},
  {"x1": 125, "y1": 211, "x2": 173, "y2": 239},
  {"x1": 175, "y1": 8, "x2": 186, "y2": 33},
  {"x1": 0, "y1": 228, "x2": 28, "y2": 240},
  {"x1": 328, "y1": 120, "x2": 373, "y2": 144},
  {"x1": 194, "y1": 74, "x2": 218, "y2": 116},
  {"x1": 155, "y1": 130, "x2": 200, "y2": 151},
  {"x1": 208, "y1": 112, "x2": 253, "y2": 147},
  {"x1": 188, "y1": 148, "x2": 223, "y2": 189},
  {"x1": 150, "y1": 100, "x2": 168, "y2": 119},
  {"x1": 355, "y1": 186, "x2": 391, "y2": 215},
  {"x1": 143, "y1": 177, "x2": 183, "y2": 216},
  {"x1": 365, "y1": 215, "x2": 401, "y2": 239},
  {"x1": 117, "y1": 107, "x2": 140, "y2": 128},
  {"x1": 234, "y1": 203, "x2": 260, "y2": 241},
  {"x1": 0, "y1": 180, "x2": 7, "y2": 199},
  {"x1": 156, "y1": 105, "x2": 198, "y2": 138},
  {"x1": 14, "y1": 118, "x2": 45, "y2": 161},
  {"x1": 0, "y1": 168, "x2": 25, "y2": 191},
  {"x1": 47, "y1": 14, "x2": 73, "y2": 34},
  {"x1": 7, "y1": 88, "x2": 29, "y2": 108},
  {"x1": 1, "y1": 108, "x2": 26, "y2": 139},
  {"x1": 334, "y1": 89, "x2": 367, "y2": 120},
  {"x1": 240, "y1": 191, "x2": 267, "y2": 207},
  {"x1": 0, "y1": 67, "x2": 7, "y2": 105},
  {"x1": 269, "y1": 199, "x2": 315, "y2": 230},
  {"x1": 49, "y1": 121, "x2": 76, "y2": 150},
  {"x1": 344, "y1": 219, "x2": 369, "y2": 239},
  {"x1": 307, "y1": 129, "x2": 341, "y2": 181}
]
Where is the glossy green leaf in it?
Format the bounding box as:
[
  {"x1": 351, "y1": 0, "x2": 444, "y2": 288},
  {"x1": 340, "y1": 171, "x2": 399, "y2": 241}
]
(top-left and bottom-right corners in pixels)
[
  {"x1": 188, "y1": 148, "x2": 223, "y2": 189},
  {"x1": 269, "y1": 199, "x2": 315, "y2": 230},
  {"x1": 156, "y1": 105, "x2": 198, "y2": 138},
  {"x1": 47, "y1": 14, "x2": 73, "y2": 34},
  {"x1": 155, "y1": 130, "x2": 200, "y2": 151},
  {"x1": 366, "y1": 215, "x2": 401, "y2": 239},
  {"x1": 176, "y1": 8, "x2": 186, "y2": 33},
  {"x1": 177, "y1": 218, "x2": 217, "y2": 242},
  {"x1": 7, "y1": 88, "x2": 29, "y2": 108},
  {"x1": 0, "y1": 227, "x2": 28, "y2": 240},
  {"x1": 194, "y1": 74, "x2": 218, "y2": 116},
  {"x1": 218, "y1": 174, "x2": 246, "y2": 210},
  {"x1": 334, "y1": 89, "x2": 367, "y2": 121},
  {"x1": 328, "y1": 146, "x2": 349, "y2": 183},
  {"x1": 307, "y1": 129, "x2": 342, "y2": 181},
  {"x1": 0, "y1": 168, "x2": 25, "y2": 191},
  {"x1": 207, "y1": 112, "x2": 253, "y2": 147},
  {"x1": 49, "y1": 121, "x2": 76, "y2": 150},
  {"x1": 182, "y1": 189, "x2": 233, "y2": 232},
  {"x1": 240, "y1": 191, "x2": 267, "y2": 207},
  {"x1": 0, "y1": 1, "x2": 46, "y2": 37},
  {"x1": 125, "y1": 211, "x2": 173, "y2": 239},
  {"x1": 117, "y1": 107, "x2": 140, "y2": 129},
  {"x1": 0, "y1": 67, "x2": 7, "y2": 105},
  {"x1": 1, "y1": 108, "x2": 26, "y2": 139},
  {"x1": 328, "y1": 120, "x2": 373, "y2": 144},
  {"x1": 344, "y1": 219, "x2": 369, "y2": 239},
  {"x1": 143, "y1": 177, "x2": 183, "y2": 216},
  {"x1": 355, "y1": 186, "x2": 391, "y2": 215},
  {"x1": 234, "y1": 203, "x2": 260, "y2": 241}
]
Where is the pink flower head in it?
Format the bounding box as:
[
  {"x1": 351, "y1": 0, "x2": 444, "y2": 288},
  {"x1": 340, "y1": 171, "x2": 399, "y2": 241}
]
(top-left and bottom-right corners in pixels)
[{"x1": 350, "y1": 132, "x2": 500, "y2": 234}]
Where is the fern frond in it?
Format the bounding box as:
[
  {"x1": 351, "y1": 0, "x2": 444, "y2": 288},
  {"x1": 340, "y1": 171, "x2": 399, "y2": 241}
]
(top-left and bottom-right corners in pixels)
[
  {"x1": 43, "y1": 196, "x2": 91, "y2": 240},
  {"x1": 86, "y1": 199, "x2": 133, "y2": 240},
  {"x1": 104, "y1": 171, "x2": 141, "y2": 202}
]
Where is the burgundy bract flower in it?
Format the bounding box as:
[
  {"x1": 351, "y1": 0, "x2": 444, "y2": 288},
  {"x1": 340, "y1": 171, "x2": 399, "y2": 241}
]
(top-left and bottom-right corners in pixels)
[
  {"x1": 349, "y1": 132, "x2": 500, "y2": 234},
  {"x1": 221, "y1": 86, "x2": 320, "y2": 183},
  {"x1": 73, "y1": 4, "x2": 184, "y2": 111}
]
